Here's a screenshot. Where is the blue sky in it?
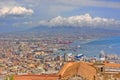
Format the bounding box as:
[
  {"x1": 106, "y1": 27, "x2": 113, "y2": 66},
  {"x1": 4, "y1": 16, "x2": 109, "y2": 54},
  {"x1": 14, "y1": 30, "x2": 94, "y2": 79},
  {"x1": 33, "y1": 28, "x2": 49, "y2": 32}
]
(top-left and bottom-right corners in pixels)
[{"x1": 0, "y1": 0, "x2": 120, "y2": 32}]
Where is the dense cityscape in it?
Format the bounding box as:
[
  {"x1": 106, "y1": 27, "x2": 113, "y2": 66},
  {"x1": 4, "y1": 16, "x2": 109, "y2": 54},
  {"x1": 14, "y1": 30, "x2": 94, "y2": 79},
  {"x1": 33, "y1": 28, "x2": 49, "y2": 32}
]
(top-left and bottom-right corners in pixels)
[
  {"x1": 0, "y1": 34, "x2": 120, "y2": 80},
  {"x1": 0, "y1": 0, "x2": 120, "y2": 80},
  {"x1": 0, "y1": 34, "x2": 89, "y2": 75}
]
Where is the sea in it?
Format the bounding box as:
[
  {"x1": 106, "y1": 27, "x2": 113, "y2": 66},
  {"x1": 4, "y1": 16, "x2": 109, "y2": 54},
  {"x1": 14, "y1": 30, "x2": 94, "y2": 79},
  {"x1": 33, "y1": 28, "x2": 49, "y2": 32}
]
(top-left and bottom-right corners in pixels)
[{"x1": 71, "y1": 36, "x2": 120, "y2": 57}]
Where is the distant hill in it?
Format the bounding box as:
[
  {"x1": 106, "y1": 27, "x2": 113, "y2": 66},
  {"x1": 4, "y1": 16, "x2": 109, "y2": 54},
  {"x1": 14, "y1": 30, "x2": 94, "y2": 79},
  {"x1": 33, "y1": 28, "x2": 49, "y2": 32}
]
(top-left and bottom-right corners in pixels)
[
  {"x1": 0, "y1": 26, "x2": 120, "y2": 38},
  {"x1": 26, "y1": 26, "x2": 120, "y2": 37}
]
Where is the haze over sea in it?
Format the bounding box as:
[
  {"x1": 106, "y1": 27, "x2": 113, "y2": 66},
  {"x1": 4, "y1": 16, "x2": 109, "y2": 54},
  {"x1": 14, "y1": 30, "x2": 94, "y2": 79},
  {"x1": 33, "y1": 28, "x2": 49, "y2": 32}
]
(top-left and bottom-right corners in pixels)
[{"x1": 72, "y1": 36, "x2": 120, "y2": 57}]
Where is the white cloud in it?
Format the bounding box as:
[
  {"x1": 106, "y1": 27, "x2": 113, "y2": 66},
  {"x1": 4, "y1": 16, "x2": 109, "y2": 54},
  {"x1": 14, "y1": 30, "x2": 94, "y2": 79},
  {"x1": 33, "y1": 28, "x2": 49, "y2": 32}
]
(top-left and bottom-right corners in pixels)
[
  {"x1": 0, "y1": 0, "x2": 120, "y2": 19},
  {"x1": 17, "y1": 0, "x2": 120, "y2": 19},
  {"x1": 38, "y1": 13, "x2": 120, "y2": 28},
  {"x1": 0, "y1": 6, "x2": 34, "y2": 17}
]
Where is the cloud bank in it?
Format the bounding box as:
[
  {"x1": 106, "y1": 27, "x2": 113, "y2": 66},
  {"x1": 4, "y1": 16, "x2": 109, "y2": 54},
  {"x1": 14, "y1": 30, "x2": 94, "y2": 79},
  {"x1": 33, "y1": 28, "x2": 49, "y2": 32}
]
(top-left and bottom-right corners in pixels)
[
  {"x1": 0, "y1": 6, "x2": 34, "y2": 17},
  {"x1": 38, "y1": 13, "x2": 120, "y2": 28}
]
